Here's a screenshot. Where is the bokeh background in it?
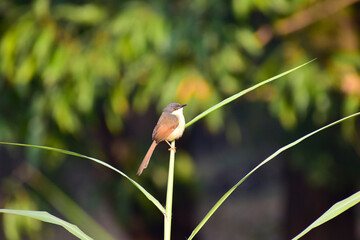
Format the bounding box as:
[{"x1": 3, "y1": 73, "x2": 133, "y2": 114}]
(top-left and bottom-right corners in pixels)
[{"x1": 1, "y1": 0, "x2": 360, "y2": 239}]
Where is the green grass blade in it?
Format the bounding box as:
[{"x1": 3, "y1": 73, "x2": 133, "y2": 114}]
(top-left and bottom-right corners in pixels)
[
  {"x1": 185, "y1": 59, "x2": 316, "y2": 128},
  {"x1": 0, "y1": 209, "x2": 93, "y2": 240},
  {"x1": 187, "y1": 112, "x2": 360, "y2": 240},
  {"x1": 25, "y1": 164, "x2": 114, "y2": 240},
  {"x1": 292, "y1": 191, "x2": 360, "y2": 240},
  {"x1": 0, "y1": 142, "x2": 165, "y2": 214}
]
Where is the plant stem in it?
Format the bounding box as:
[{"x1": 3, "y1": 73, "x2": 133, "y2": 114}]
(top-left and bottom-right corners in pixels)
[{"x1": 164, "y1": 140, "x2": 176, "y2": 240}]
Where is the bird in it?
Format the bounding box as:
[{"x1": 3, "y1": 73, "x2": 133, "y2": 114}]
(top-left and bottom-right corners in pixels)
[{"x1": 137, "y1": 102, "x2": 187, "y2": 175}]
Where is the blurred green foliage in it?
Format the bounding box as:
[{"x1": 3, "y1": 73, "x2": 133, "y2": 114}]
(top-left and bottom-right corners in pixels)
[
  {"x1": 1, "y1": 0, "x2": 358, "y2": 139},
  {"x1": 0, "y1": 0, "x2": 359, "y2": 239},
  {"x1": 2, "y1": 181, "x2": 41, "y2": 240}
]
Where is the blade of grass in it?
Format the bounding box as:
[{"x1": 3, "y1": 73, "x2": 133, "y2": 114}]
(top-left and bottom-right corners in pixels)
[
  {"x1": 0, "y1": 209, "x2": 93, "y2": 240},
  {"x1": 24, "y1": 163, "x2": 114, "y2": 240},
  {"x1": 292, "y1": 190, "x2": 360, "y2": 240},
  {"x1": 185, "y1": 59, "x2": 316, "y2": 128},
  {"x1": 0, "y1": 142, "x2": 165, "y2": 215},
  {"x1": 187, "y1": 112, "x2": 360, "y2": 240}
]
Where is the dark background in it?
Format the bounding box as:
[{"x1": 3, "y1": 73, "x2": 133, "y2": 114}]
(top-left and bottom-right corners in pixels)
[{"x1": 0, "y1": 0, "x2": 360, "y2": 239}]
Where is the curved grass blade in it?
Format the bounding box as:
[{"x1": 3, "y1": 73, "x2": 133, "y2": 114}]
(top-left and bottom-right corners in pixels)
[
  {"x1": 0, "y1": 142, "x2": 165, "y2": 215},
  {"x1": 0, "y1": 209, "x2": 93, "y2": 240},
  {"x1": 185, "y1": 59, "x2": 316, "y2": 128},
  {"x1": 187, "y1": 112, "x2": 360, "y2": 240},
  {"x1": 292, "y1": 190, "x2": 360, "y2": 240},
  {"x1": 25, "y1": 164, "x2": 114, "y2": 240}
]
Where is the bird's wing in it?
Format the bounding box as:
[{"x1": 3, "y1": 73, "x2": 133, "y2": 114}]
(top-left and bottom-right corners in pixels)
[{"x1": 152, "y1": 113, "x2": 179, "y2": 143}]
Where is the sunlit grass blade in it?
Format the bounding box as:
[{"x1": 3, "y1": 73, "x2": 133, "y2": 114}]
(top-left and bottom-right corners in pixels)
[
  {"x1": 187, "y1": 112, "x2": 360, "y2": 240},
  {"x1": 0, "y1": 209, "x2": 93, "y2": 240},
  {"x1": 292, "y1": 191, "x2": 360, "y2": 240},
  {"x1": 185, "y1": 59, "x2": 316, "y2": 128},
  {"x1": 0, "y1": 142, "x2": 165, "y2": 215}
]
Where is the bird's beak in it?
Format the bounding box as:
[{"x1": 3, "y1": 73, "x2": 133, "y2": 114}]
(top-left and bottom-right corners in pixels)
[{"x1": 181, "y1": 104, "x2": 187, "y2": 108}]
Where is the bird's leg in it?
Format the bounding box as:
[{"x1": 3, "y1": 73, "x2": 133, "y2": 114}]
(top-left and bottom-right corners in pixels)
[{"x1": 165, "y1": 140, "x2": 176, "y2": 152}]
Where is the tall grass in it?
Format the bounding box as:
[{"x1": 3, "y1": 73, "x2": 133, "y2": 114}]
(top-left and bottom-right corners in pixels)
[{"x1": 1, "y1": 59, "x2": 360, "y2": 240}]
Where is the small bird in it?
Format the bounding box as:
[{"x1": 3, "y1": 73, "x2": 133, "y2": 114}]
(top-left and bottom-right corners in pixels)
[{"x1": 137, "y1": 102, "x2": 187, "y2": 175}]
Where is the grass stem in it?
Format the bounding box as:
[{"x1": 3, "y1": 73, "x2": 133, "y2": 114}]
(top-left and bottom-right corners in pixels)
[{"x1": 164, "y1": 140, "x2": 176, "y2": 240}]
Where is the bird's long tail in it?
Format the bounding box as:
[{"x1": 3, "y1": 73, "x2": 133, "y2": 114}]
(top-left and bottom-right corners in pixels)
[{"x1": 137, "y1": 140, "x2": 157, "y2": 175}]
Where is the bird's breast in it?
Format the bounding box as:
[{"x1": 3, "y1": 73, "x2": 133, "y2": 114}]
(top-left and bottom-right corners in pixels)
[{"x1": 166, "y1": 111, "x2": 185, "y2": 141}]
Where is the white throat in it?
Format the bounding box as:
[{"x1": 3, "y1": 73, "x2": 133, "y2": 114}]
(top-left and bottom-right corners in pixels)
[
  {"x1": 167, "y1": 108, "x2": 185, "y2": 141},
  {"x1": 172, "y1": 107, "x2": 183, "y2": 117}
]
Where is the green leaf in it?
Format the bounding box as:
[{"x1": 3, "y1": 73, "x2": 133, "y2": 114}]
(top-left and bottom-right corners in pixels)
[
  {"x1": 235, "y1": 28, "x2": 262, "y2": 56},
  {"x1": 0, "y1": 209, "x2": 93, "y2": 240},
  {"x1": 187, "y1": 112, "x2": 360, "y2": 240},
  {"x1": 54, "y1": 4, "x2": 106, "y2": 25},
  {"x1": 14, "y1": 55, "x2": 36, "y2": 84},
  {"x1": 185, "y1": 59, "x2": 316, "y2": 128},
  {"x1": 292, "y1": 190, "x2": 360, "y2": 240},
  {"x1": 0, "y1": 142, "x2": 165, "y2": 215}
]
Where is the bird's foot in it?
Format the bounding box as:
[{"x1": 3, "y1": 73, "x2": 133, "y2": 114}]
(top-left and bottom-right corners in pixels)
[
  {"x1": 165, "y1": 140, "x2": 176, "y2": 152},
  {"x1": 168, "y1": 147, "x2": 176, "y2": 152}
]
